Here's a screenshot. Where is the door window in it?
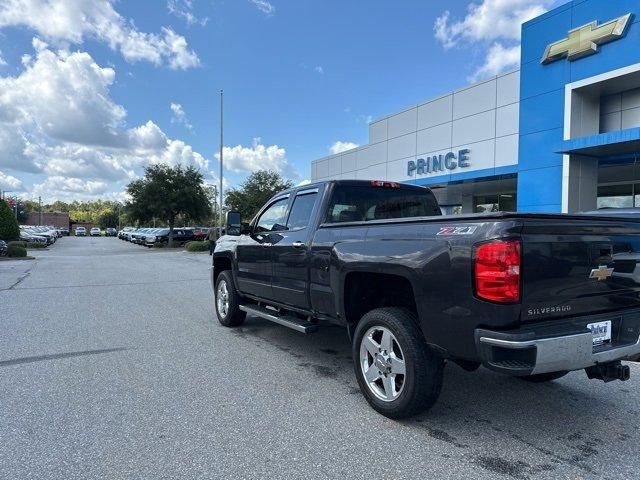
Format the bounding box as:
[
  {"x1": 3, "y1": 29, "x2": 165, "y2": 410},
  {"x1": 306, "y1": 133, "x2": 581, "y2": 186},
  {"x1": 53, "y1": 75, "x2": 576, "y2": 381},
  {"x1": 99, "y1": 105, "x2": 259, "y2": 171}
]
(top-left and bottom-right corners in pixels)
[
  {"x1": 255, "y1": 198, "x2": 289, "y2": 233},
  {"x1": 286, "y1": 193, "x2": 318, "y2": 230}
]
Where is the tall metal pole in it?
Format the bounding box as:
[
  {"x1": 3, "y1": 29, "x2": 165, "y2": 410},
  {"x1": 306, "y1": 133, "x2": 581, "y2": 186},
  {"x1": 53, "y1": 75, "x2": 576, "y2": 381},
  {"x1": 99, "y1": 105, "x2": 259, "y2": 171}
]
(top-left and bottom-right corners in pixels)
[
  {"x1": 219, "y1": 89, "x2": 224, "y2": 231},
  {"x1": 38, "y1": 196, "x2": 42, "y2": 226}
]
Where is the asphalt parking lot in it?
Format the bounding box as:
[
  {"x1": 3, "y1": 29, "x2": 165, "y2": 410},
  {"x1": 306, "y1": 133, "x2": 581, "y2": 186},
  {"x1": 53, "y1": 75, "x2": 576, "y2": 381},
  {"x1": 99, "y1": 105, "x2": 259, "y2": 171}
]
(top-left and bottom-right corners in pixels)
[{"x1": 1, "y1": 237, "x2": 639, "y2": 479}]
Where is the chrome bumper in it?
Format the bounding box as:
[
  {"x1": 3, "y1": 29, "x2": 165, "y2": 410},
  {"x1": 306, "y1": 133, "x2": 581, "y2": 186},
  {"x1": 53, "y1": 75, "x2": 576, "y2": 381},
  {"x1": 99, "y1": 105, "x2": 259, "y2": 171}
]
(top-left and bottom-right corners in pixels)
[{"x1": 479, "y1": 333, "x2": 640, "y2": 375}]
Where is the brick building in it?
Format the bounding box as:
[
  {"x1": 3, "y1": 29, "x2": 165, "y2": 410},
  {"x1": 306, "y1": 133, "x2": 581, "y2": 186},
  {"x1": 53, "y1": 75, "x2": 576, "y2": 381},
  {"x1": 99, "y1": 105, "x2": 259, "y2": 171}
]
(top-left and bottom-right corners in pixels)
[{"x1": 25, "y1": 212, "x2": 70, "y2": 229}]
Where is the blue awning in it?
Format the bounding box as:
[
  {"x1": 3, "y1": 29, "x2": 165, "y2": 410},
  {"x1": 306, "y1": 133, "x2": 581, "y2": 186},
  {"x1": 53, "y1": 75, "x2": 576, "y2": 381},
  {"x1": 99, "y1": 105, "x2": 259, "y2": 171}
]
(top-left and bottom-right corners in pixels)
[{"x1": 557, "y1": 128, "x2": 640, "y2": 157}]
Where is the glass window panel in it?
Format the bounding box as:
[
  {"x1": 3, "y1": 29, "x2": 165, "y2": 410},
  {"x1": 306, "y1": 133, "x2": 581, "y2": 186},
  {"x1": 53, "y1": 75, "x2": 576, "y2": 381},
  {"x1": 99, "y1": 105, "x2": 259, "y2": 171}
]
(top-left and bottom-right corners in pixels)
[
  {"x1": 256, "y1": 198, "x2": 289, "y2": 232},
  {"x1": 286, "y1": 193, "x2": 318, "y2": 230},
  {"x1": 326, "y1": 186, "x2": 441, "y2": 223},
  {"x1": 474, "y1": 195, "x2": 498, "y2": 213},
  {"x1": 597, "y1": 184, "x2": 633, "y2": 209},
  {"x1": 498, "y1": 194, "x2": 516, "y2": 212}
]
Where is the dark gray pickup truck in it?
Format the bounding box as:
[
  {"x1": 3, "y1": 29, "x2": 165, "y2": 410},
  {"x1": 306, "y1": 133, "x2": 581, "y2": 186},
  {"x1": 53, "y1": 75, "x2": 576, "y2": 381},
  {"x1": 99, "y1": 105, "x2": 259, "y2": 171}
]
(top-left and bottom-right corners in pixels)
[{"x1": 212, "y1": 180, "x2": 640, "y2": 418}]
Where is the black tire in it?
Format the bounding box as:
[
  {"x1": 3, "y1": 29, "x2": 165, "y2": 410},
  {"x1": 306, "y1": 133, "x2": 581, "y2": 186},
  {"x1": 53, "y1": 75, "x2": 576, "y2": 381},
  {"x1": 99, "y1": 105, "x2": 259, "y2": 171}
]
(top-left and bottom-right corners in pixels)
[
  {"x1": 519, "y1": 371, "x2": 568, "y2": 383},
  {"x1": 353, "y1": 307, "x2": 444, "y2": 419},
  {"x1": 214, "y1": 271, "x2": 246, "y2": 327}
]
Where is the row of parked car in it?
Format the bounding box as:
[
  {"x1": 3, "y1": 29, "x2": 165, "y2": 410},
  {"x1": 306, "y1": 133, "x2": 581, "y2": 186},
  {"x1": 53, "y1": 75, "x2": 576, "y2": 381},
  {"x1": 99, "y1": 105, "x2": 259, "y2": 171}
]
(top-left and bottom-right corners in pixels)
[
  {"x1": 19, "y1": 225, "x2": 64, "y2": 245},
  {"x1": 118, "y1": 226, "x2": 210, "y2": 247},
  {"x1": 74, "y1": 227, "x2": 118, "y2": 237}
]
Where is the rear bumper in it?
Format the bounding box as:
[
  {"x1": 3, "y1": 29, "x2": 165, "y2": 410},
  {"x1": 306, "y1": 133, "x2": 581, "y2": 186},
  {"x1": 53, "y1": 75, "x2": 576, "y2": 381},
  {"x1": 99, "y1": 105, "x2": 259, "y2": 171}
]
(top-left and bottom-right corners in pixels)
[{"x1": 475, "y1": 310, "x2": 640, "y2": 376}]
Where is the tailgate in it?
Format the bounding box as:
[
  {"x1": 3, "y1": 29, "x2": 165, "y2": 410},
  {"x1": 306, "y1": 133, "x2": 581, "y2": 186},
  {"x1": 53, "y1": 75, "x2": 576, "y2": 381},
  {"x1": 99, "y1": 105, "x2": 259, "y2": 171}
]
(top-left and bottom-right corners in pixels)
[{"x1": 521, "y1": 216, "x2": 640, "y2": 322}]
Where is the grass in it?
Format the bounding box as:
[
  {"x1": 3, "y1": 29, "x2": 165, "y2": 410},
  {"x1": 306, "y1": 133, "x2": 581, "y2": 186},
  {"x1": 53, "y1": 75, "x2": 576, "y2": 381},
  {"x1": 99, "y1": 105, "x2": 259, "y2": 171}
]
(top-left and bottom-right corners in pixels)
[{"x1": 185, "y1": 241, "x2": 209, "y2": 252}]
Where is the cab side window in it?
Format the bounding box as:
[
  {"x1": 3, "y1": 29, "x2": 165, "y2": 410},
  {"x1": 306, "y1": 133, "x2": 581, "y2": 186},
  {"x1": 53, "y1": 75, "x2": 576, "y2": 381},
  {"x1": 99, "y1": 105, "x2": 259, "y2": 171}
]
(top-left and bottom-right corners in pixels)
[
  {"x1": 255, "y1": 198, "x2": 289, "y2": 233},
  {"x1": 286, "y1": 193, "x2": 318, "y2": 230}
]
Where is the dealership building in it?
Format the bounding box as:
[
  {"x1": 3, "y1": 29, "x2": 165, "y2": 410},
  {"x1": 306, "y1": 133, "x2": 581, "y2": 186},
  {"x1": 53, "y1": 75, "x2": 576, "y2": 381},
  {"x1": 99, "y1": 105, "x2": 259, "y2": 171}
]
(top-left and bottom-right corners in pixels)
[{"x1": 310, "y1": 0, "x2": 640, "y2": 214}]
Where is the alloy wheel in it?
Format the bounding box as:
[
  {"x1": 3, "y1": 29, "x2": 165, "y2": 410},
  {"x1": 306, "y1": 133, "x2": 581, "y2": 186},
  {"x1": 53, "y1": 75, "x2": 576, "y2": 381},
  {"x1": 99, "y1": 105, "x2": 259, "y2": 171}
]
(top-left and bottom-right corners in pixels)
[
  {"x1": 359, "y1": 326, "x2": 406, "y2": 402},
  {"x1": 216, "y1": 280, "x2": 230, "y2": 318}
]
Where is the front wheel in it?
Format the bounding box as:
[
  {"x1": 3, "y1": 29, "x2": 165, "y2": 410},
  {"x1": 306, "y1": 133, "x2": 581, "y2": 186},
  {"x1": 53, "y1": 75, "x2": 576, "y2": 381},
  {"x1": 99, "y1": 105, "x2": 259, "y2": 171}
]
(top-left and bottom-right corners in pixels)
[
  {"x1": 214, "y1": 271, "x2": 246, "y2": 327},
  {"x1": 353, "y1": 307, "x2": 444, "y2": 419}
]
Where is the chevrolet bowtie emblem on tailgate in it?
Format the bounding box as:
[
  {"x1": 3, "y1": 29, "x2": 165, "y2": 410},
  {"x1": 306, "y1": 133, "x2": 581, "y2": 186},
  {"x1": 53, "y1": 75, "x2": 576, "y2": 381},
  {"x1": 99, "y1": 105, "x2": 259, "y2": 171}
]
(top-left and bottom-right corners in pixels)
[
  {"x1": 589, "y1": 265, "x2": 614, "y2": 281},
  {"x1": 541, "y1": 13, "x2": 632, "y2": 64}
]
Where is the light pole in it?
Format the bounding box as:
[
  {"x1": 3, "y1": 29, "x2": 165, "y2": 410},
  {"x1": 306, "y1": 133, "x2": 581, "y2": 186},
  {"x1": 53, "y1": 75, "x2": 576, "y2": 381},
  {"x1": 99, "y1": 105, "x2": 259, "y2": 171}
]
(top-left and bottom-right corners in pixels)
[{"x1": 219, "y1": 89, "x2": 224, "y2": 230}]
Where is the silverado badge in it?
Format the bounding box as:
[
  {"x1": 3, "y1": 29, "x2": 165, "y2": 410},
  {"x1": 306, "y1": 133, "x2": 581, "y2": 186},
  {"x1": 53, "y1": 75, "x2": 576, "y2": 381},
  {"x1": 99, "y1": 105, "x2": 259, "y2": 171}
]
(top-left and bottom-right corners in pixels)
[{"x1": 589, "y1": 265, "x2": 614, "y2": 281}]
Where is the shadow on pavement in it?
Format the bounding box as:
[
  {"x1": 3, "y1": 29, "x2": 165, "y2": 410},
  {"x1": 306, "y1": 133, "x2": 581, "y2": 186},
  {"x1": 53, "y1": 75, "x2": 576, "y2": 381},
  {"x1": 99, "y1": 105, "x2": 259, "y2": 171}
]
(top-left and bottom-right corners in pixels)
[{"x1": 228, "y1": 315, "x2": 637, "y2": 478}]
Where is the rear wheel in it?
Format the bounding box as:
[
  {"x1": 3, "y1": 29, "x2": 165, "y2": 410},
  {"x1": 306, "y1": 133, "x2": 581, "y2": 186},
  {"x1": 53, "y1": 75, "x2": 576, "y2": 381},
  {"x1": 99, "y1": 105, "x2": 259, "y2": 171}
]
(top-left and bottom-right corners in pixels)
[
  {"x1": 353, "y1": 307, "x2": 444, "y2": 419},
  {"x1": 215, "y1": 271, "x2": 246, "y2": 327},
  {"x1": 519, "y1": 371, "x2": 568, "y2": 383}
]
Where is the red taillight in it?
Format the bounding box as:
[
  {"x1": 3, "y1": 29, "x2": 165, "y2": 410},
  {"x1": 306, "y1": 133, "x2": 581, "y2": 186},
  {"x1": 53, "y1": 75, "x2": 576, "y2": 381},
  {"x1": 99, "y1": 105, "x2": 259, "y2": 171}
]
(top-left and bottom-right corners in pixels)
[
  {"x1": 371, "y1": 180, "x2": 400, "y2": 188},
  {"x1": 474, "y1": 240, "x2": 521, "y2": 303}
]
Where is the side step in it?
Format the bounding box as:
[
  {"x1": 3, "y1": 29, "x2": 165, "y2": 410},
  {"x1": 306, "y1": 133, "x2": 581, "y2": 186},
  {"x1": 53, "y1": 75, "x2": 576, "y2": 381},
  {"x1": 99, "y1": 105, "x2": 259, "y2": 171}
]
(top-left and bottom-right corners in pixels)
[{"x1": 239, "y1": 304, "x2": 318, "y2": 333}]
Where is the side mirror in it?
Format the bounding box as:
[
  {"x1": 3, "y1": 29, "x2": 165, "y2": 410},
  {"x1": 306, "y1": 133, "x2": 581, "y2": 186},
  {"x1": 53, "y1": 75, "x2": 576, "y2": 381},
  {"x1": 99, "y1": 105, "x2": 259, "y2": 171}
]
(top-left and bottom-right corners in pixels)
[{"x1": 226, "y1": 211, "x2": 243, "y2": 236}]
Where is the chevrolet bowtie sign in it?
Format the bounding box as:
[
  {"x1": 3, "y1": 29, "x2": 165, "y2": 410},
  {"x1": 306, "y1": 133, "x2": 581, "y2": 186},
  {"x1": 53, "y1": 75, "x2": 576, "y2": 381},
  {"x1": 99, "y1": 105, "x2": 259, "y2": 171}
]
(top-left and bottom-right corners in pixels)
[{"x1": 541, "y1": 13, "x2": 632, "y2": 64}]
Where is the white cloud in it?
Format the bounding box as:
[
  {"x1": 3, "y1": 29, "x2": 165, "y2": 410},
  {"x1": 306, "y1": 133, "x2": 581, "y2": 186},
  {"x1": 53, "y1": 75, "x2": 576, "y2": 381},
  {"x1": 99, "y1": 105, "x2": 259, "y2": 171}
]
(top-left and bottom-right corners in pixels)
[
  {"x1": 161, "y1": 27, "x2": 200, "y2": 70},
  {"x1": 250, "y1": 0, "x2": 275, "y2": 15},
  {"x1": 0, "y1": 50, "x2": 6, "y2": 66},
  {"x1": 434, "y1": 0, "x2": 555, "y2": 80},
  {"x1": 330, "y1": 141, "x2": 358, "y2": 155},
  {"x1": 0, "y1": 42, "x2": 212, "y2": 201},
  {"x1": 0, "y1": 170, "x2": 24, "y2": 190},
  {"x1": 0, "y1": 0, "x2": 200, "y2": 69},
  {"x1": 128, "y1": 121, "x2": 169, "y2": 150},
  {"x1": 470, "y1": 43, "x2": 521, "y2": 81},
  {"x1": 434, "y1": 0, "x2": 553, "y2": 47},
  {"x1": 33, "y1": 176, "x2": 108, "y2": 196},
  {"x1": 170, "y1": 102, "x2": 193, "y2": 131},
  {"x1": 41, "y1": 144, "x2": 136, "y2": 181},
  {"x1": 1, "y1": 40, "x2": 126, "y2": 148},
  {"x1": 150, "y1": 140, "x2": 207, "y2": 170},
  {"x1": 167, "y1": 0, "x2": 208, "y2": 26},
  {"x1": 218, "y1": 137, "x2": 295, "y2": 177},
  {"x1": 314, "y1": 65, "x2": 324, "y2": 74}
]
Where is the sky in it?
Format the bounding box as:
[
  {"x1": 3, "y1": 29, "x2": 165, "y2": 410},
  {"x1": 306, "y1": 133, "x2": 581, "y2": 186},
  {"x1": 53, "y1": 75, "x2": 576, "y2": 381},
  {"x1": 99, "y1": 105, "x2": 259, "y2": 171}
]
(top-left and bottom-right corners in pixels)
[{"x1": 0, "y1": 0, "x2": 566, "y2": 203}]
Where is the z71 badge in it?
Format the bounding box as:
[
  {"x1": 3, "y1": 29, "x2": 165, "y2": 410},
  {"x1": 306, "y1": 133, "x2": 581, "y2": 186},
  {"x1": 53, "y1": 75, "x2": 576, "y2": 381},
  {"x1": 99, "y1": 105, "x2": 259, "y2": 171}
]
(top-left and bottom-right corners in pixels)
[{"x1": 437, "y1": 226, "x2": 478, "y2": 236}]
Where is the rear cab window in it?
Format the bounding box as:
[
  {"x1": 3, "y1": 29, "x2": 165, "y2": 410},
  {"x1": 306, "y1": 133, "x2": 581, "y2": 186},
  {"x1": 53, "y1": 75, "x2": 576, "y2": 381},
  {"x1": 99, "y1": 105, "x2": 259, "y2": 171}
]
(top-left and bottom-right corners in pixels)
[{"x1": 325, "y1": 183, "x2": 441, "y2": 223}]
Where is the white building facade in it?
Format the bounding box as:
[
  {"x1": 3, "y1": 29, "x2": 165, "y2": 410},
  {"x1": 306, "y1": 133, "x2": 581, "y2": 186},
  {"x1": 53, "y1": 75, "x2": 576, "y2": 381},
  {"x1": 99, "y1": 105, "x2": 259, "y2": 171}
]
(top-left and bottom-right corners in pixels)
[
  {"x1": 311, "y1": 1, "x2": 640, "y2": 215},
  {"x1": 311, "y1": 70, "x2": 521, "y2": 214}
]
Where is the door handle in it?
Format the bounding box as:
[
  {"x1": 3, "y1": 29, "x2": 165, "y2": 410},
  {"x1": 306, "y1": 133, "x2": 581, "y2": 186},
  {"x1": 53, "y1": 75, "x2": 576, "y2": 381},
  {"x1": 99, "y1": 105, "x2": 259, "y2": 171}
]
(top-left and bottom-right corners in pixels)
[{"x1": 292, "y1": 241, "x2": 305, "y2": 248}]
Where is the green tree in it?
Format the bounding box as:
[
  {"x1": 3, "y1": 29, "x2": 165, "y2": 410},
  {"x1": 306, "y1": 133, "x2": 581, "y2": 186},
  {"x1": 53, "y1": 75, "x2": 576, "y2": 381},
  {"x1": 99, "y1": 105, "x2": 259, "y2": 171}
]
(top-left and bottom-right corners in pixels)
[
  {"x1": 0, "y1": 199, "x2": 20, "y2": 241},
  {"x1": 97, "y1": 208, "x2": 120, "y2": 229},
  {"x1": 126, "y1": 164, "x2": 211, "y2": 247},
  {"x1": 47, "y1": 200, "x2": 70, "y2": 212},
  {"x1": 15, "y1": 200, "x2": 29, "y2": 224},
  {"x1": 225, "y1": 170, "x2": 294, "y2": 221}
]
